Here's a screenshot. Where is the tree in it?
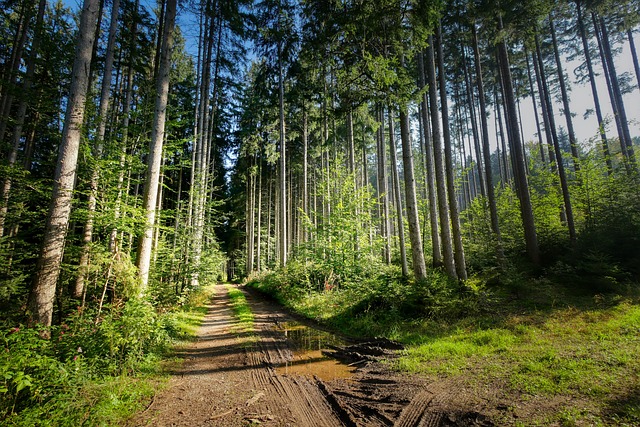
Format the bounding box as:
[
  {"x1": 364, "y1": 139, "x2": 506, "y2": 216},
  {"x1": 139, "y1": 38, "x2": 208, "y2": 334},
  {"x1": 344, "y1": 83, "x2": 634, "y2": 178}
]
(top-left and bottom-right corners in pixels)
[
  {"x1": 497, "y1": 15, "x2": 540, "y2": 264},
  {"x1": 28, "y1": 0, "x2": 101, "y2": 328},
  {"x1": 136, "y1": 0, "x2": 177, "y2": 291}
]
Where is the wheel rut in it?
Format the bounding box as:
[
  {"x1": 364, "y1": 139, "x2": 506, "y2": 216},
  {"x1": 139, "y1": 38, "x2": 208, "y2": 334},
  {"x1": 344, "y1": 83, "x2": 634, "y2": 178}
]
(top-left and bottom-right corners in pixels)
[{"x1": 126, "y1": 284, "x2": 493, "y2": 426}]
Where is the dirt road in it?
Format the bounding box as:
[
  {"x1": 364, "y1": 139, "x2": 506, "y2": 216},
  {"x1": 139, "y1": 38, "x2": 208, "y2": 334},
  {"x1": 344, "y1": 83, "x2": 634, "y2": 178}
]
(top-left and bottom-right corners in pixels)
[{"x1": 126, "y1": 284, "x2": 494, "y2": 426}]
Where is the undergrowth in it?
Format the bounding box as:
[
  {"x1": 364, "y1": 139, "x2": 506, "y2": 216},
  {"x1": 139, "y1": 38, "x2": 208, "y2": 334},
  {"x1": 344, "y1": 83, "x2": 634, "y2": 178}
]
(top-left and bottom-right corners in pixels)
[{"x1": 0, "y1": 285, "x2": 215, "y2": 426}]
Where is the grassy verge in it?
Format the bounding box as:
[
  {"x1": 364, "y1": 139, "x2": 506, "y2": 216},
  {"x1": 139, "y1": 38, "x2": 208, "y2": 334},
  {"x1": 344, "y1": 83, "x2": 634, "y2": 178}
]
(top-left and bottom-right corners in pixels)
[
  {"x1": 226, "y1": 285, "x2": 254, "y2": 335},
  {"x1": 2, "y1": 285, "x2": 215, "y2": 427},
  {"x1": 247, "y1": 276, "x2": 640, "y2": 425}
]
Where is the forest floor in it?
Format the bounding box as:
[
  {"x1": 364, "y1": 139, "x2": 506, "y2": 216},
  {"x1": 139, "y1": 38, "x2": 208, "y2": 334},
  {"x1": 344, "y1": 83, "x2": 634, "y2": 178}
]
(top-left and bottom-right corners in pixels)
[{"x1": 124, "y1": 283, "x2": 497, "y2": 426}]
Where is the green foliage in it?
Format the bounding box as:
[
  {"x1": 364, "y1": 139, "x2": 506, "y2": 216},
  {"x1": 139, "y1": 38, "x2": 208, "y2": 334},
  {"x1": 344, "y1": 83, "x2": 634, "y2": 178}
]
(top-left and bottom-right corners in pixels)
[
  {"x1": 0, "y1": 285, "x2": 214, "y2": 426},
  {"x1": 298, "y1": 165, "x2": 384, "y2": 289},
  {"x1": 248, "y1": 264, "x2": 485, "y2": 339}
]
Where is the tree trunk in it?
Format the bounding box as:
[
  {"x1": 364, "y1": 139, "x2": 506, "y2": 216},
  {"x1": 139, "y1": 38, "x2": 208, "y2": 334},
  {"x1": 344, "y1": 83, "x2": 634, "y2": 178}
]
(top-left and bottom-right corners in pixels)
[
  {"x1": 0, "y1": 1, "x2": 33, "y2": 144},
  {"x1": 398, "y1": 106, "x2": 427, "y2": 281},
  {"x1": 462, "y1": 49, "x2": 486, "y2": 199},
  {"x1": 136, "y1": 0, "x2": 177, "y2": 291},
  {"x1": 535, "y1": 35, "x2": 576, "y2": 242},
  {"x1": 628, "y1": 29, "x2": 640, "y2": 96},
  {"x1": 377, "y1": 106, "x2": 392, "y2": 264},
  {"x1": 525, "y1": 52, "x2": 547, "y2": 164},
  {"x1": 110, "y1": 11, "x2": 138, "y2": 253},
  {"x1": 388, "y1": 111, "x2": 408, "y2": 277},
  {"x1": 549, "y1": 14, "x2": 581, "y2": 172},
  {"x1": 426, "y1": 37, "x2": 456, "y2": 278},
  {"x1": 75, "y1": 0, "x2": 121, "y2": 299},
  {"x1": 471, "y1": 23, "x2": 503, "y2": 261},
  {"x1": 497, "y1": 19, "x2": 540, "y2": 264},
  {"x1": 278, "y1": 40, "x2": 287, "y2": 267},
  {"x1": 595, "y1": 14, "x2": 636, "y2": 167},
  {"x1": 436, "y1": 25, "x2": 467, "y2": 280},
  {"x1": 575, "y1": 1, "x2": 611, "y2": 173},
  {"x1": 28, "y1": 0, "x2": 101, "y2": 328},
  {"x1": 302, "y1": 107, "x2": 308, "y2": 243},
  {"x1": 417, "y1": 52, "x2": 442, "y2": 267}
]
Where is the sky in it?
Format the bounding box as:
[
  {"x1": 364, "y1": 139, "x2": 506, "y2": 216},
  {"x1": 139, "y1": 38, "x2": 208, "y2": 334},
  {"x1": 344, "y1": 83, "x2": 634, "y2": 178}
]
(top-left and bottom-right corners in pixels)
[{"x1": 61, "y1": 0, "x2": 640, "y2": 156}]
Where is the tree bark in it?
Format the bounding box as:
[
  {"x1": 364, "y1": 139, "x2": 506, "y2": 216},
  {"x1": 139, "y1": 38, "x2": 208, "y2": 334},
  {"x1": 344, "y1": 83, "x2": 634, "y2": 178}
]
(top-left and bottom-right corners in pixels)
[
  {"x1": 471, "y1": 23, "x2": 503, "y2": 261},
  {"x1": 436, "y1": 25, "x2": 467, "y2": 280},
  {"x1": 388, "y1": 111, "x2": 408, "y2": 277},
  {"x1": 417, "y1": 52, "x2": 442, "y2": 267},
  {"x1": 136, "y1": 0, "x2": 177, "y2": 291},
  {"x1": 426, "y1": 37, "x2": 456, "y2": 278},
  {"x1": 576, "y1": 1, "x2": 611, "y2": 173},
  {"x1": 75, "y1": 0, "x2": 121, "y2": 299},
  {"x1": 497, "y1": 19, "x2": 540, "y2": 264},
  {"x1": 549, "y1": 14, "x2": 581, "y2": 172},
  {"x1": 28, "y1": 0, "x2": 101, "y2": 328},
  {"x1": 398, "y1": 106, "x2": 427, "y2": 281}
]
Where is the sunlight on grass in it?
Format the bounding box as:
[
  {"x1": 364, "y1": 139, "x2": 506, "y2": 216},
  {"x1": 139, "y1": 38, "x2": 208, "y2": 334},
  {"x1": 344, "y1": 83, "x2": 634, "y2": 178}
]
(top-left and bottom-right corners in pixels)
[
  {"x1": 226, "y1": 285, "x2": 254, "y2": 334},
  {"x1": 396, "y1": 302, "x2": 640, "y2": 424}
]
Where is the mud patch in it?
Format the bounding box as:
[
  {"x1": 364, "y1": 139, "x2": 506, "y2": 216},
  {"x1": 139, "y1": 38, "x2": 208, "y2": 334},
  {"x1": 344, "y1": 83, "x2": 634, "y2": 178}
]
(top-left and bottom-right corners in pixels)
[{"x1": 274, "y1": 321, "x2": 356, "y2": 381}]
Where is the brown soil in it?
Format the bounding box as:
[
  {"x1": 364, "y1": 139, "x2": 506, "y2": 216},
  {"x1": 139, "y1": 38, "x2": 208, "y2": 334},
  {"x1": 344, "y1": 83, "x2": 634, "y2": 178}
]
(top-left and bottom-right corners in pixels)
[{"x1": 125, "y1": 284, "x2": 496, "y2": 426}]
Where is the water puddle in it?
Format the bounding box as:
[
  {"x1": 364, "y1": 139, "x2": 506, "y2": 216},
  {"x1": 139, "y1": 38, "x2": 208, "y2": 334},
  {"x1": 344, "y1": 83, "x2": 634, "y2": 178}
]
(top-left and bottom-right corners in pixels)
[{"x1": 274, "y1": 321, "x2": 355, "y2": 381}]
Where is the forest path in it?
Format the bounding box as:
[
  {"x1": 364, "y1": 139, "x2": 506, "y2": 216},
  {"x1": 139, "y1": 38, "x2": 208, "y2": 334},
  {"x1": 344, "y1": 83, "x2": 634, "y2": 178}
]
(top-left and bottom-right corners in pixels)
[{"x1": 126, "y1": 284, "x2": 493, "y2": 426}]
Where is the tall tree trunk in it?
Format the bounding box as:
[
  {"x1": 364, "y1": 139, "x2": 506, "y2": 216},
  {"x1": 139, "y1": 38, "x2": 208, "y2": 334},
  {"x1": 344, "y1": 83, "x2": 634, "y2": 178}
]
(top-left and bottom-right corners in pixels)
[
  {"x1": 426, "y1": 37, "x2": 456, "y2": 278},
  {"x1": 28, "y1": 0, "x2": 101, "y2": 328},
  {"x1": 417, "y1": 52, "x2": 442, "y2": 267},
  {"x1": 471, "y1": 23, "x2": 503, "y2": 261},
  {"x1": 278, "y1": 40, "x2": 287, "y2": 267},
  {"x1": 388, "y1": 111, "x2": 408, "y2": 277},
  {"x1": 136, "y1": 0, "x2": 177, "y2": 291},
  {"x1": 256, "y1": 157, "x2": 263, "y2": 271},
  {"x1": 576, "y1": 1, "x2": 610, "y2": 173},
  {"x1": 628, "y1": 29, "x2": 640, "y2": 95},
  {"x1": 75, "y1": 0, "x2": 121, "y2": 299},
  {"x1": 549, "y1": 14, "x2": 581, "y2": 172},
  {"x1": 535, "y1": 35, "x2": 576, "y2": 242},
  {"x1": 302, "y1": 107, "x2": 308, "y2": 243},
  {"x1": 109, "y1": 0, "x2": 139, "y2": 253},
  {"x1": 532, "y1": 49, "x2": 558, "y2": 169},
  {"x1": 377, "y1": 106, "x2": 392, "y2": 264},
  {"x1": 247, "y1": 157, "x2": 255, "y2": 274},
  {"x1": 436, "y1": 25, "x2": 466, "y2": 280},
  {"x1": 462, "y1": 49, "x2": 486, "y2": 198},
  {"x1": 525, "y1": 52, "x2": 547, "y2": 164},
  {"x1": 497, "y1": 19, "x2": 540, "y2": 264},
  {"x1": 594, "y1": 13, "x2": 636, "y2": 167},
  {"x1": 398, "y1": 106, "x2": 427, "y2": 281}
]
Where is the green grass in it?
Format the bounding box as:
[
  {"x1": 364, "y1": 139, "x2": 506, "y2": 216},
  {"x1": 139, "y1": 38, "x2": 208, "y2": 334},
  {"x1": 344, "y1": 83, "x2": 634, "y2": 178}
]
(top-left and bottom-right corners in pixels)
[
  {"x1": 165, "y1": 285, "x2": 216, "y2": 340},
  {"x1": 226, "y1": 285, "x2": 254, "y2": 334}
]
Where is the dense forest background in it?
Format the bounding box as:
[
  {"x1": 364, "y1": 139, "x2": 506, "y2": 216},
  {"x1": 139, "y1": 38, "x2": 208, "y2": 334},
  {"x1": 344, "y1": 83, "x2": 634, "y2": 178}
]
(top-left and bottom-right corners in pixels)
[{"x1": 1, "y1": 0, "x2": 639, "y2": 423}]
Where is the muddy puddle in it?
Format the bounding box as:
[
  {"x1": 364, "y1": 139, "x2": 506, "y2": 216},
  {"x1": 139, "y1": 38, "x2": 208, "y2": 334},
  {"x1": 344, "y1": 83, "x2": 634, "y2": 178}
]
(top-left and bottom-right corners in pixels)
[{"x1": 273, "y1": 321, "x2": 356, "y2": 381}]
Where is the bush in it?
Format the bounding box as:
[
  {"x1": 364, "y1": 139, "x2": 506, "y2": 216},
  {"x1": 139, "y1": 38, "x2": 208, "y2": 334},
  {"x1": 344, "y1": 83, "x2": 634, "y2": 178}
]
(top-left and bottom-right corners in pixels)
[{"x1": 0, "y1": 297, "x2": 179, "y2": 424}]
